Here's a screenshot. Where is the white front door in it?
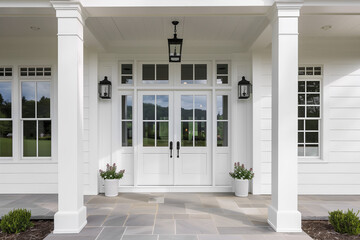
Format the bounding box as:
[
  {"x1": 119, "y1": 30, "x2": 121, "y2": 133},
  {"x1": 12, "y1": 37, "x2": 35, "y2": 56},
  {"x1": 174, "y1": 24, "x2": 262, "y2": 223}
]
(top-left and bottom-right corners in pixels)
[{"x1": 138, "y1": 91, "x2": 211, "y2": 186}]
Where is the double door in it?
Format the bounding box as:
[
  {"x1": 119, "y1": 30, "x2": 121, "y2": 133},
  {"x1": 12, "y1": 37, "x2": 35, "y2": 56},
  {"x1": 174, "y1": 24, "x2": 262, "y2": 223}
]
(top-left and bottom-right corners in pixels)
[{"x1": 138, "y1": 91, "x2": 211, "y2": 185}]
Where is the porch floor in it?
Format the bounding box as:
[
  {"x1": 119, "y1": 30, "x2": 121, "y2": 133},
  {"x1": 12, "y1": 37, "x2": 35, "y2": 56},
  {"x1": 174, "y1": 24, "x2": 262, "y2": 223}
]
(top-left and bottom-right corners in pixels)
[{"x1": 1, "y1": 193, "x2": 360, "y2": 240}]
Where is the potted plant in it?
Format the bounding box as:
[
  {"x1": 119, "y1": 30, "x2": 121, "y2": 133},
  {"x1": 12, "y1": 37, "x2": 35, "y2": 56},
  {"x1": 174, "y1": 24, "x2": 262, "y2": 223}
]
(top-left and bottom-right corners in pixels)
[
  {"x1": 229, "y1": 162, "x2": 254, "y2": 197},
  {"x1": 99, "y1": 163, "x2": 125, "y2": 197}
]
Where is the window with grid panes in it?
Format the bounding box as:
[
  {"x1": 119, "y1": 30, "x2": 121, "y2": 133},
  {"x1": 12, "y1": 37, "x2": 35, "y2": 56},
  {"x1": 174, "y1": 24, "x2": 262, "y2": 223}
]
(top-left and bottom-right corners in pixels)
[
  {"x1": 298, "y1": 66, "x2": 321, "y2": 157},
  {"x1": 121, "y1": 95, "x2": 133, "y2": 146},
  {"x1": 0, "y1": 81, "x2": 12, "y2": 157}
]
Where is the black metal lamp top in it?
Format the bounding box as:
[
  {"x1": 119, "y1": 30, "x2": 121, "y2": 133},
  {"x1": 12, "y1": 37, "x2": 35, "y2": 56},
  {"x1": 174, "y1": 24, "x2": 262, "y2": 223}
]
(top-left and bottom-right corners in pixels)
[{"x1": 168, "y1": 21, "x2": 183, "y2": 63}]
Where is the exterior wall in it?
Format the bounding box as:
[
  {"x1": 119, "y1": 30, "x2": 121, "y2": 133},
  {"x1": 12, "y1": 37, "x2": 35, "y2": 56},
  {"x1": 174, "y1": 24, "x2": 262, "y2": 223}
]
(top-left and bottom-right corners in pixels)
[
  {"x1": 0, "y1": 37, "x2": 97, "y2": 194},
  {"x1": 97, "y1": 53, "x2": 253, "y2": 191},
  {"x1": 0, "y1": 37, "x2": 58, "y2": 193},
  {"x1": 253, "y1": 38, "x2": 360, "y2": 194}
]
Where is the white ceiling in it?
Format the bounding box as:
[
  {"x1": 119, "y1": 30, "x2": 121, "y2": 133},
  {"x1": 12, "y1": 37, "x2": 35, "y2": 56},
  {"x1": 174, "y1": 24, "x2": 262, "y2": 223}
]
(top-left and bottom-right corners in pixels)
[{"x1": 0, "y1": 14, "x2": 359, "y2": 51}]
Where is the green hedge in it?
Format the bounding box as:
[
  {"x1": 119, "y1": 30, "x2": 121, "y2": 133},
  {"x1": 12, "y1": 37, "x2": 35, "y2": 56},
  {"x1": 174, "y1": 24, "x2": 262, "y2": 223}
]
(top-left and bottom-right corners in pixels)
[
  {"x1": 0, "y1": 209, "x2": 33, "y2": 234},
  {"x1": 329, "y1": 209, "x2": 360, "y2": 235}
]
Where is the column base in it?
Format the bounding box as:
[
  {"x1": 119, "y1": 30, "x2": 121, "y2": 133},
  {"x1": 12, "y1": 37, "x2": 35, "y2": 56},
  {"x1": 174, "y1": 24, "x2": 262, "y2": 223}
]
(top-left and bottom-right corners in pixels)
[
  {"x1": 54, "y1": 206, "x2": 87, "y2": 234},
  {"x1": 268, "y1": 205, "x2": 302, "y2": 232}
]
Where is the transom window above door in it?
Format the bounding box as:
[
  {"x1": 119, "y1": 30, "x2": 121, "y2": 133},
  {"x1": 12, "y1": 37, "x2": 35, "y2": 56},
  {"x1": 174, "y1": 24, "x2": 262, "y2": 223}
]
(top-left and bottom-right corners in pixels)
[
  {"x1": 181, "y1": 64, "x2": 207, "y2": 84},
  {"x1": 142, "y1": 64, "x2": 169, "y2": 84}
]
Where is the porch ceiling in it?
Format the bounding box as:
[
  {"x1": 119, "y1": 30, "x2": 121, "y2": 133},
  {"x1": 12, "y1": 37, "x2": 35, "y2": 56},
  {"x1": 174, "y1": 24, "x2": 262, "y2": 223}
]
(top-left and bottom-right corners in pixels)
[{"x1": 0, "y1": 13, "x2": 359, "y2": 53}]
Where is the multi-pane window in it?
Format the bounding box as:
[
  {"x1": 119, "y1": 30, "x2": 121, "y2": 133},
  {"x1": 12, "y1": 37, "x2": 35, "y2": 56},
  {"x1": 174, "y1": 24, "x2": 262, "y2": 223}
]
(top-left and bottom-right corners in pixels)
[
  {"x1": 121, "y1": 95, "x2": 133, "y2": 147},
  {"x1": 181, "y1": 95, "x2": 207, "y2": 147},
  {"x1": 0, "y1": 67, "x2": 12, "y2": 77},
  {"x1": 0, "y1": 81, "x2": 12, "y2": 157},
  {"x1": 298, "y1": 67, "x2": 321, "y2": 157},
  {"x1": 142, "y1": 64, "x2": 169, "y2": 84},
  {"x1": 20, "y1": 67, "x2": 51, "y2": 77},
  {"x1": 21, "y1": 81, "x2": 51, "y2": 157},
  {"x1": 181, "y1": 64, "x2": 207, "y2": 84},
  {"x1": 217, "y1": 95, "x2": 229, "y2": 147},
  {"x1": 143, "y1": 95, "x2": 169, "y2": 147},
  {"x1": 216, "y1": 64, "x2": 229, "y2": 84},
  {"x1": 120, "y1": 64, "x2": 133, "y2": 85}
]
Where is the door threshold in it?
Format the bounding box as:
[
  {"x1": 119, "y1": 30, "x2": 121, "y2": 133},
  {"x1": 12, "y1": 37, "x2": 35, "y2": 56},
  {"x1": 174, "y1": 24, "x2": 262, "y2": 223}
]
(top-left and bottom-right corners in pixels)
[{"x1": 100, "y1": 186, "x2": 233, "y2": 193}]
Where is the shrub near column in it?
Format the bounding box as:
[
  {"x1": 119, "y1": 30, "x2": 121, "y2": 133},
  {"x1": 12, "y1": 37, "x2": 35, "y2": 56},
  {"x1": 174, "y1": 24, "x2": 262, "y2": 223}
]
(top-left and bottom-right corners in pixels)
[
  {"x1": 99, "y1": 163, "x2": 125, "y2": 197},
  {"x1": 229, "y1": 162, "x2": 254, "y2": 197}
]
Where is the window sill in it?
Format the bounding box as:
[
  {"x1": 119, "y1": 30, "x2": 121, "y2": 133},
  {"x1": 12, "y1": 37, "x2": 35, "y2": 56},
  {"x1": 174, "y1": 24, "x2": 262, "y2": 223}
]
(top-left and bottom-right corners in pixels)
[
  {"x1": 298, "y1": 158, "x2": 328, "y2": 164},
  {"x1": 0, "y1": 159, "x2": 56, "y2": 164}
]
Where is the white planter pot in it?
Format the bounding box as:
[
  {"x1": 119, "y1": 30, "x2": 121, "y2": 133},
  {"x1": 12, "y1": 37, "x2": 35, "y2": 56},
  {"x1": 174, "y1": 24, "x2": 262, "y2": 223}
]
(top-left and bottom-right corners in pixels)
[
  {"x1": 235, "y1": 179, "x2": 249, "y2": 197},
  {"x1": 104, "y1": 179, "x2": 119, "y2": 197}
]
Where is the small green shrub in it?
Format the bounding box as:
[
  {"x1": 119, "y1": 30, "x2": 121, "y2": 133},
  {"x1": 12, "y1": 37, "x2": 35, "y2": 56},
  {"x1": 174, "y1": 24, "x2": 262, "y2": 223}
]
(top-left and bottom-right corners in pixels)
[
  {"x1": 328, "y1": 209, "x2": 360, "y2": 235},
  {"x1": 0, "y1": 209, "x2": 33, "y2": 234}
]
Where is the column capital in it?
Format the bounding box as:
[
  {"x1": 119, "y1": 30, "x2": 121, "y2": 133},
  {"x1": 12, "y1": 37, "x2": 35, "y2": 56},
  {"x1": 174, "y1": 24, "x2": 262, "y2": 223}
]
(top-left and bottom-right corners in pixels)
[
  {"x1": 267, "y1": 1, "x2": 303, "y2": 21},
  {"x1": 51, "y1": 1, "x2": 88, "y2": 25}
]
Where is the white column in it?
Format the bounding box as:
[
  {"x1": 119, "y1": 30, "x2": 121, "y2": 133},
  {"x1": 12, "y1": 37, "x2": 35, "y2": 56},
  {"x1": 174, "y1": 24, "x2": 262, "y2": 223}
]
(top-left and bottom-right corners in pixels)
[
  {"x1": 268, "y1": 1, "x2": 302, "y2": 232},
  {"x1": 52, "y1": 1, "x2": 87, "y2": 233}
]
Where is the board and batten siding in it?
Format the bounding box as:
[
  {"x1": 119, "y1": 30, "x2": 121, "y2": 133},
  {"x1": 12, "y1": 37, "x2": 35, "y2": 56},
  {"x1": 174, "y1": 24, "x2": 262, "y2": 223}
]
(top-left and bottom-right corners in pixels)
[{"x1": 252, "y1": 39, "x2": 360, "y2": 194}]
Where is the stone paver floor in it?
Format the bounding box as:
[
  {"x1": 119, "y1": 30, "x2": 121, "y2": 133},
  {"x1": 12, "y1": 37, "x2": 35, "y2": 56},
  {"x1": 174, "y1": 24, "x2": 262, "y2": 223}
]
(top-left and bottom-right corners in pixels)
[{"x1": 1, "y1": 193, "x2": 360, "y2": 240}]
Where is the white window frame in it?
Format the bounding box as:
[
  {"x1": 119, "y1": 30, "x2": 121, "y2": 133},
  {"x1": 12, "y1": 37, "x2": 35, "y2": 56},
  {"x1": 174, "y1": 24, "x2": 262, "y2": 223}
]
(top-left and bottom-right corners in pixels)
[
  {"x1": 298, "y1": 65, "x2": 323, "y2": 160},
  {"x1": 0, "y1": 67, "x2": 13, "y2": 160},
  {"x1": 19, "y1": 66, "x2": 52, "y2": 160}
]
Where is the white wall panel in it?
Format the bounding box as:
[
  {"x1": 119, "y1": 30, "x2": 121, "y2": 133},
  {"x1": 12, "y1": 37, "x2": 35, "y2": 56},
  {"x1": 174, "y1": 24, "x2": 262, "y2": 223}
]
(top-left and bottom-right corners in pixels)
[{"x1": 253, "y1": 38, "x2": 360, "y2": 194}]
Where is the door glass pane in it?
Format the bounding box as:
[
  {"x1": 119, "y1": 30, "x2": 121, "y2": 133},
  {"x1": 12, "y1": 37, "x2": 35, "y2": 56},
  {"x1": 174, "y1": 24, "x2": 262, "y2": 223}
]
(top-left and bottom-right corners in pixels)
[
  {"x1": 143, "y1": 64, "x2": 155, "y2": 81},
  {"x1": 143, "y1": 95, "x2": 155, "y2": 120},
  {"x1": 157, "y1": 122, "x2": 168, "y2": 147},
  {"x1": 38, "y1": 120, "x2": 51, "y2": 157},
  {"x1": 298, "y1": 81, "x2": 305, "y2": 92},
  {"x1": 23, "y1": 120, "x2": 36, "y2": 157},
  {"x1": 307, "y1": 81, "x2": 320, "y2": 92},
  {"x1": 217, "y1": 96, "x2": 228, "y2": 120},
  {"x1": 122, "y1": 96, "x2": 132, "y2": 120},
  {"x1": 181, "y1": 95, "x2": 193, "y2": 120},
  {"x1": 122, "y1": 64, "x2": 132, "y2": 74},
  {"x1": 307, "y1": 94, "x2": 320, "y2": 105},
  {"x1": 195, "y1": 64, "x2": 207, "y2": 84},
  {"x1": 181, "y1": 64, "x2": 193, "y2": 84},
  {"x1": 22, "y1": 82, "x2": 36, "y2": 118},
  {"x1": 181, "y1": 122, "x2": 193, "y2": 146},
  {"x1": 143, "y1": 122, "x2": 155, "y2": 147},
  {"x1": 0, "y1": 121, "x2": 12, "y2": 157},
  {"x1": 37, "y1": 82, "x2": 51, "y2": 118},
  {"x1": 298, "y1": 94, "x2": 305, "y2": 105},
  {"x1": 298, "y1": 106, "x2": 305, "y2": 118},
  {"x1": 156, "y1": 95, "x2": 169, "y2": 120},
  {"x1": 156, "y1": 64, "x2": 169, "y2": 82},
  {"x1": 217, "y1": 64, "x2": 228, "y2": 74},
  {"x1": 217, "y1": 76, "x2": 228, "y2": 84},
  {"x1": 0, "y1": 82, "x2": 11, "y2": 118},
  {"x1": 121, "y1": 76, "x2": 133, "y2": 84},
  {"x1": 307, "y1": 106, "x2": 320, "y2": 118},
  {"x1": 217, "y1": 122, "x2": 228, "y2": 147},
  {"x1": 122, "y1": 121, "x2": 132, "y2": 147},
  {"x1": 298, "y1": 132, "x2": 304, "y2": 143},
  {"x1": 195, "y1": 96, "x2": 206, "y2": 120},
  {"x1": 195, "y1": 122, "x2": 206, "y2": 146}
]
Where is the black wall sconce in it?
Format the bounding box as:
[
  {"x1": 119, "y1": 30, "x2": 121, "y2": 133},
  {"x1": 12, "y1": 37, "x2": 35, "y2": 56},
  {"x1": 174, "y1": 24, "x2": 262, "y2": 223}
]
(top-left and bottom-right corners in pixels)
[
  {"x1": 99, "y1": 76, "x2": 112, "y2": 99},
  {"x1": 238, "y1": 76, "x2": 252, "y2": 99},
  {"x1": 168, "y1": 21, "x2": 183, "y2": 63}
]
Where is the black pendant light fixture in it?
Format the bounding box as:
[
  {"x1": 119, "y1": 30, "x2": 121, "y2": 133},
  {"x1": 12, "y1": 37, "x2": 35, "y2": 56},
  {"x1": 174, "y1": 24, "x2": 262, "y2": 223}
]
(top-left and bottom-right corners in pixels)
[{"x1": 168, "y1": 21, "x2": 183, "y2": 63}]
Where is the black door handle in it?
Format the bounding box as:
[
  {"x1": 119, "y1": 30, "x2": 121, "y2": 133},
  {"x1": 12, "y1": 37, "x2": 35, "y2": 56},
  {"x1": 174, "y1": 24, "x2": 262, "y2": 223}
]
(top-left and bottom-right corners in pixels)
[
  {"x1": 169, "y1": 141, "x2": 173, "y2": 158},
  {"x1": 176, "y1": 141, "x2": 180, "y2": 158}
]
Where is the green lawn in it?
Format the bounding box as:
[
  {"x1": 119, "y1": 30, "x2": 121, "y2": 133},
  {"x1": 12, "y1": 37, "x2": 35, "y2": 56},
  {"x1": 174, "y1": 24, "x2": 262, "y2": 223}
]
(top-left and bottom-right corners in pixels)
[
  {"x1": 23, "y1": 139, "x2": 51, "y2": 157},
  {"x1": 0, "y1": 137, "x2": 12, "y2": 157}
]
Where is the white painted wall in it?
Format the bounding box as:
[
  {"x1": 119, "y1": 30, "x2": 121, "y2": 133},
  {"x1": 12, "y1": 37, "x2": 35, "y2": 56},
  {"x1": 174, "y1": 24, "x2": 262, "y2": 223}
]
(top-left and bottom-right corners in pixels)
[{"x1": 253, "y1": 38, "x2": 360, "y2": 194}]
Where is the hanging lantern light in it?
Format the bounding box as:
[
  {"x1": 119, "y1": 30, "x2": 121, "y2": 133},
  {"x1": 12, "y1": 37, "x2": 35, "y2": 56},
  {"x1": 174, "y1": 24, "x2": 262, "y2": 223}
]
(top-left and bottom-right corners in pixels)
[
  {"x1": 238, "y1": 76, "x2": 252, "y2": 99},
  {"x1": 168, "y1": 21, "x2": 183, "y2": 63},
  {"x1": 98, "y1": 76, "x2": 112, "y2": 99}
]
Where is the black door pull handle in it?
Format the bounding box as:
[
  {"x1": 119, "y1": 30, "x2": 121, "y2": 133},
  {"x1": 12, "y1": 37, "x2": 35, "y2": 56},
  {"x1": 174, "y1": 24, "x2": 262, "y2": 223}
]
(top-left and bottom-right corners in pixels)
[
  {"x1": 169, "y1": 141, "x2": 173, "y2": 158},
  {"x1": 176, "y1": 141, "x2": 180, "y2": 158}
]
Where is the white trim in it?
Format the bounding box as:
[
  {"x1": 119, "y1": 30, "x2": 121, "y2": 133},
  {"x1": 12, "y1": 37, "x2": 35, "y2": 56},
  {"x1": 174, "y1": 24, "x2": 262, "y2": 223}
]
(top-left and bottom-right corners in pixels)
[{"x1": 114, "y1": 186, "x2": 232, "y2": 193}]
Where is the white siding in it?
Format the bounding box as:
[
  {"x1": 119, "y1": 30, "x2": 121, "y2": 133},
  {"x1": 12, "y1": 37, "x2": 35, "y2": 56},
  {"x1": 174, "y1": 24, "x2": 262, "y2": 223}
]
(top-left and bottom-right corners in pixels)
[
  {"x1": 253, "y1": 38, "x2": 360, "y2": 194},
  {"x1": 0, "y1": 37, "x2": 58, "y2": 193}
]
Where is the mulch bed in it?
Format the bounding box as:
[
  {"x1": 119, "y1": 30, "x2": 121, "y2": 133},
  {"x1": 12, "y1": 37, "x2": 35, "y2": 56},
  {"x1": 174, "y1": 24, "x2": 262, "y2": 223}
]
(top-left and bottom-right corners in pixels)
[
  {"x1": 302, "y1": 220, "x2": 360, "y2": 240},
  {"x1": 0, "y1": 220, "x2": 53, "y2": 240}
]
